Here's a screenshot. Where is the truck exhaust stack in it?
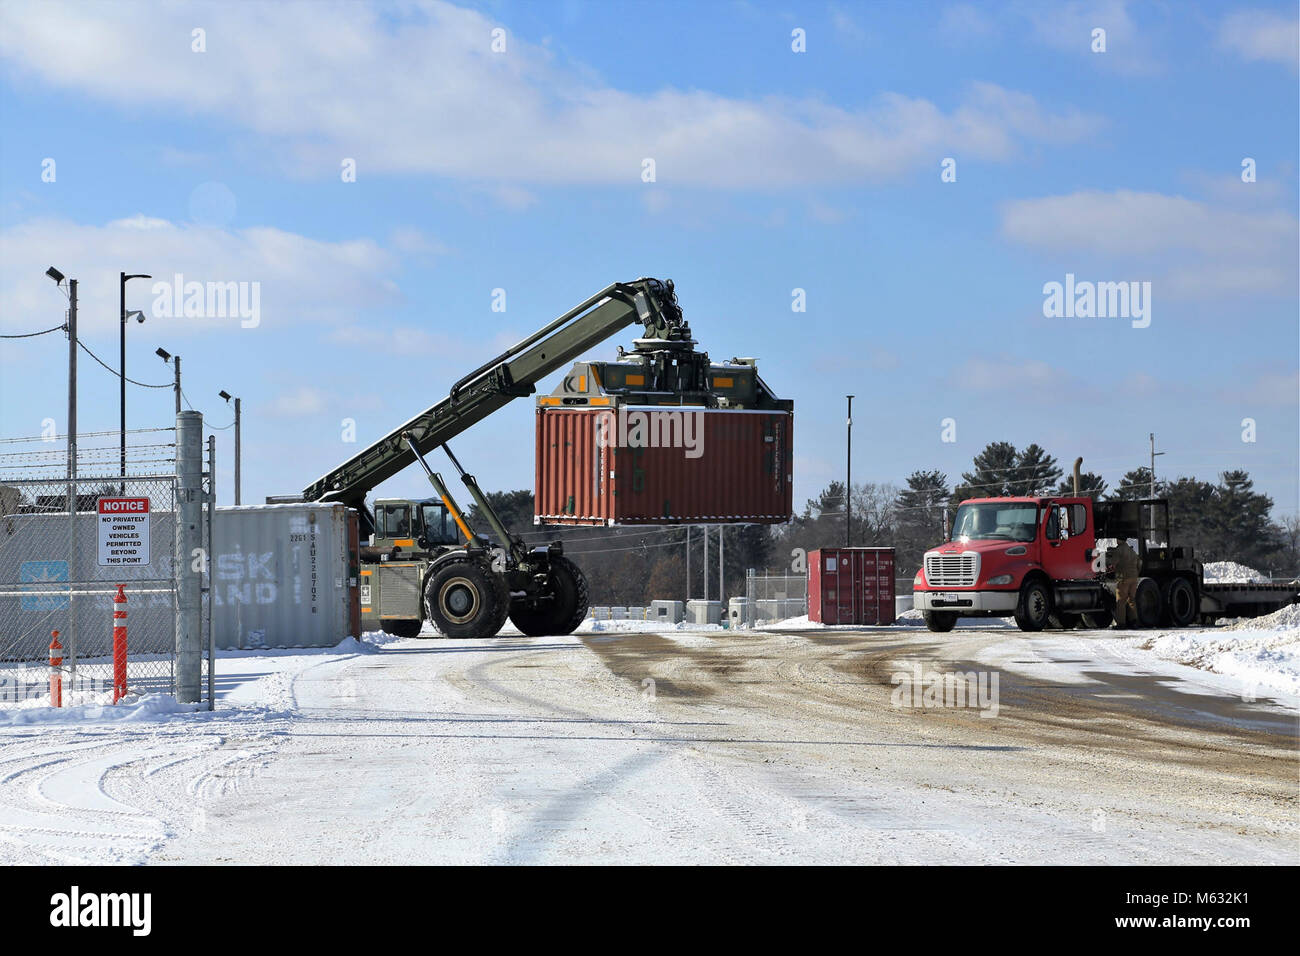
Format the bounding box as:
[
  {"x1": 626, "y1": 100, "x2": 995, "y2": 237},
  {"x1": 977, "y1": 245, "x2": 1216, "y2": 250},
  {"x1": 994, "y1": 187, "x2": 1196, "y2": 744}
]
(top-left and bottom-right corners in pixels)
[{"x1": 1073, "y1": 457, "x2": 1083, "y2": 496}]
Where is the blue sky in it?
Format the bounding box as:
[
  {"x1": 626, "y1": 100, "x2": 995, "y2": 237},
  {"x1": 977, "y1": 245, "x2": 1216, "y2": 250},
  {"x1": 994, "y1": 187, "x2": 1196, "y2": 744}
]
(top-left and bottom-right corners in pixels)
[{"x1": 1, "y1": 0, "x2": 1296, "y2": 519}]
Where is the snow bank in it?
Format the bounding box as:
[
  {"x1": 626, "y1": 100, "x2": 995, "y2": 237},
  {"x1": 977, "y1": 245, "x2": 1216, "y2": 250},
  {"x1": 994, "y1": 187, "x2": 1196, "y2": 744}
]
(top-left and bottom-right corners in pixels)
[
  {"x1": 1140, "y1": 605, "x2": 1300, "y2": 696},
  {"x1": 0, "y1": 692, "x2": 202, "y2": 726},
  {"x1": 1203, "y1": 561, "x2": 1268, "y2": 583}
]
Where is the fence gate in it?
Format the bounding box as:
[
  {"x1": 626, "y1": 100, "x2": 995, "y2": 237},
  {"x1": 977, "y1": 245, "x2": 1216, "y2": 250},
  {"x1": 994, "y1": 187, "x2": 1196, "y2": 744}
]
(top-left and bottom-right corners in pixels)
[{"x1": 0, "y1": 427, "x2": 195, "y2": 707}]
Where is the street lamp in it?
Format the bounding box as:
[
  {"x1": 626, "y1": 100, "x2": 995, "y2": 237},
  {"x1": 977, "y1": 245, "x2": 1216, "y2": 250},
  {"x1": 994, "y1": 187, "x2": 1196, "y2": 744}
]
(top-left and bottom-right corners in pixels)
[
  {"x1": 155, "y1": 348, "x2": 180, "y2": 416},
  {"x1": 120, "y1": 272, "x2": 152, "y2": 489},
  {"x1": 219, "y1": 390, "x2": 241, "y2": 505}
]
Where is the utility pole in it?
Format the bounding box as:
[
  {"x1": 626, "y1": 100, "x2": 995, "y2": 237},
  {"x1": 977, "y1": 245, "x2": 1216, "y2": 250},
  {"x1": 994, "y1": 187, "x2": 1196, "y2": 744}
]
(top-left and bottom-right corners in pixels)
[
  {"x1": 66, "y1": 279, "x2": 77, "y2": 485},
  {"x1": 845, "y1": 395, "x2": 854, "y2": 547},
  {"x1": 1149, "y1": 432, "x2": 1164, "y2": 498}
]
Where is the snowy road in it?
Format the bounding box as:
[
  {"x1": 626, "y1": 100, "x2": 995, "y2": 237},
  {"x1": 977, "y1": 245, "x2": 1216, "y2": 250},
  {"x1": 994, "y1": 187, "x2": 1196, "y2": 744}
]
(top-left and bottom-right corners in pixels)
[{"x1": 1, "y1": 625, "x2": 1296, "y2": 865}]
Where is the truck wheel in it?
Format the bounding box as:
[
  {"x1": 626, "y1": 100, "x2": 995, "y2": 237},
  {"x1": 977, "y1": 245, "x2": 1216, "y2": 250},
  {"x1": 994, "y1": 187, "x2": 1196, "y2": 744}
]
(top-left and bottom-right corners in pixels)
[
  {"x1": 509, "y1": 556, "x2": 590, "y2": 637},
  {"x1": 1162, "y1": 577, "x2": 1198, "y2": 628},
  {"x1": 424, "y1": 559, "x2": 509, "y2": 639},
  {"x1": 1013, "y1": 580, "x2": 1051, "y2": 632},
  {"x1": 1080, "y1": 609, "x2": 1113, "y2": 629},
  {"x1": 1134, "y1": 577, "x2": 1162, "y2": 628},
  {"x1": 382, "y1": 619, "x2": 422, "y2": 639},
  {"x1": 922, "y1": 610, "x2": 958, "y2": 632}
]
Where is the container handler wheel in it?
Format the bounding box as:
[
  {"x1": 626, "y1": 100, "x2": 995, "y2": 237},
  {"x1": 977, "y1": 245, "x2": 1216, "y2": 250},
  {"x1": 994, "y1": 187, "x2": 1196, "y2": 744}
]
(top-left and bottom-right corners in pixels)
[
  {"x1": 1013, "y1": 580, "x2": 1051, "y2": 632},
  {"x1": 424, "y1": 558, "x2": 510, "y2": 639},
  {"x1": 1048, "y1": 611, "x2": 1082, "y2": 629},
  {"x1": 1161, "y1": 576, "x2": 1198, "y2": 628},
  {"x1": 922, "y1": 610, "x2": 958, "y2": 632},
  {"x1": 508, "y1": 555, "x2": 590, "y2": 637}
]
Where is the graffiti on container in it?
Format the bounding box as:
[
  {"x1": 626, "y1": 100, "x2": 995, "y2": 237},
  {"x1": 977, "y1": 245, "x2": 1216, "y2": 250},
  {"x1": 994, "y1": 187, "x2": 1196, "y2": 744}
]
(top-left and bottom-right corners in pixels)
[
  {"x1": 214, "y1": 550, "x2": 278, "y2": 606},
  {"x1": 593, "y1": 407, "x2": 704, "y2": 459}
]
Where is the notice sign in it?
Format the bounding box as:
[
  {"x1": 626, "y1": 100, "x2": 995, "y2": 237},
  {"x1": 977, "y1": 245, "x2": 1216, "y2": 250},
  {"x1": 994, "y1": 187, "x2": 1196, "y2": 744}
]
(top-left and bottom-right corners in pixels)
[{"x1": 97, "y1": 496, "x2": 151, "y2": 567}]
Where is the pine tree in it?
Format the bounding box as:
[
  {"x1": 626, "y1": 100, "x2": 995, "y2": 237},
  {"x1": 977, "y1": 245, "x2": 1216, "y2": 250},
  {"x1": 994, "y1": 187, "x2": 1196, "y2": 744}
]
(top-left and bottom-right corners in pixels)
[
  {"x1": 896, "y1": 470, "x2": 950, "y2": 573},
  {"x1": 955, "y1": 441, "x2": 1019, "y2": 501},
  {"x1": 1014, "y1": 444, "x2": 1062, "y2": 496},
  {"x1": 1113, "y1": 467, "x2": 1156, "y2": 499},
  {"x1": 1055, "y1": 471, "x2": 1108, "y2": 498}
]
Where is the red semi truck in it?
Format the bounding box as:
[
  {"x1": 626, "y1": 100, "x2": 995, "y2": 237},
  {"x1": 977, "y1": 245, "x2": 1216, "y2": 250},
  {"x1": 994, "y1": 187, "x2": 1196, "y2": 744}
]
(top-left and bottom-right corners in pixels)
[{"x1": 912, "y1": 486, "x2": 1298, "y2": 633}]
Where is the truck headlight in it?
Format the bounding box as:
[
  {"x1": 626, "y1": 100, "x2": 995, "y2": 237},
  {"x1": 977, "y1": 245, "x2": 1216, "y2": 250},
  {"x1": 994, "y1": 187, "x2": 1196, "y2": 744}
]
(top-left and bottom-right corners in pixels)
[
  {"x1": 913, "y1": 571, "x2": 924, "y2": 587},
  {"x1": 986, "y1": 574, "x2": 1012, "y2": 586}
]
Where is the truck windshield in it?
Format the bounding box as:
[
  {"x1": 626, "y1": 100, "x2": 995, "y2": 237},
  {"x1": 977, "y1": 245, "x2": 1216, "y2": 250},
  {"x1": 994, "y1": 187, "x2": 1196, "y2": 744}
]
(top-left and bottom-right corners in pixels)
[{"x1": 952, "y1": 502, "x2": 1039, "y2": 542}]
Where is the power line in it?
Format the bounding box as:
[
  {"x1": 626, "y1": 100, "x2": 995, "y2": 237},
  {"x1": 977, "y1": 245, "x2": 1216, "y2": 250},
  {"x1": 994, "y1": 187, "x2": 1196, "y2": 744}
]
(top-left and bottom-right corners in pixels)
[
  {"x1": 76, "y1": 339, "x2": 172, "y2": 388},
  {"x1": 0, "y1": 323, "x2": 66, "y2": 339}
]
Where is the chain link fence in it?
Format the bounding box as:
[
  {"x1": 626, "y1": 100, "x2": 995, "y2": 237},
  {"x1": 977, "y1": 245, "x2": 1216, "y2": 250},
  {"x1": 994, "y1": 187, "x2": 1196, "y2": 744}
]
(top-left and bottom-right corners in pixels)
[
  {"x1": 745, "y1": 570, "x2": 808, "y2": 623},
  {"x1": 0, "y1": 428, "x2": 207, "y2": 708}
]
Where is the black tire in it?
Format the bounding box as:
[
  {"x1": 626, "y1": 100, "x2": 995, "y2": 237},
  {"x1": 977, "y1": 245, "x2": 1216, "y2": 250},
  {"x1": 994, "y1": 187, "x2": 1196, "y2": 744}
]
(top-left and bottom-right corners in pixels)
[
  {"x1": 1080, "y1": 609, "x2": 1114, "y2": 629},
  {"x1": 1014, "y1": 579, "x2": 1051, "y2": 632},
  {"x1": 1162, "y1": 576, "x2": 1198, "y2": 628},
  {"x1": 381, "y1": 619, "x2": 422, "y2": 639},
  {"x1": 509, "y1": 555, "x2": 590, "y2": 637},
  {"x1": 922, "y1": 610, "x2": 958, "y2": 632},
  {"x1": 1048, "y1": 611, "x2": 1082, "y2": 630},
  {"x1": 1134, "y1": 577, "x2": 1162, "y2": 628},
  {"x1": 424, "y1": 558, "x2": 509, "y2": 639}
]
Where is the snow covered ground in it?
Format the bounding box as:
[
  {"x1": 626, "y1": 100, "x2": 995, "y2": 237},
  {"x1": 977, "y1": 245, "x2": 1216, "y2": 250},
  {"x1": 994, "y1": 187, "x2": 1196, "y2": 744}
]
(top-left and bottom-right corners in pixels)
[
  {"x1": 1138, "y1": 603, "x2": 1300, "y2": 698},
  {"x1": 0, "y1": 614, "x2": 1294, "y2": 865}
]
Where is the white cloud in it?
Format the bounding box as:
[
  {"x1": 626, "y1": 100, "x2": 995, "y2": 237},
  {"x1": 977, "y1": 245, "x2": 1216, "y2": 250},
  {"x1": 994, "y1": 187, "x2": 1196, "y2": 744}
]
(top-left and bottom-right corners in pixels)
[
  {"x1": 1000, "y1": 189, "x2": 1299, "y2": 297},
  {"x1": 0, "y1": 1, "x2": 1100, "y2": 188},
  {"x1": 1021, "y1": 0, "x2": 1159, "y2": 74},
  {"x1": 0, "y1": 216, "x2": 404, "y2": 335},
  {"x1": 1219, "y1": 9, "x2": 1300, "y2": 69},
  {"x1": 955, "y1": 357, "x2": 1067, "y2": 391},
  {"x1": 265, "y1": 386, "x2": 330, "y2": 418}
]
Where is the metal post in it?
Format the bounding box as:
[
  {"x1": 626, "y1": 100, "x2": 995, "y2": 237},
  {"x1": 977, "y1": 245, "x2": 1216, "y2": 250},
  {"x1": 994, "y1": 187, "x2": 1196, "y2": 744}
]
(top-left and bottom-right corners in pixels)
[
  {"x1": 1149, "y1": 432, "x2": 1163, "y2": 498},
  {"x1": 718, "y1": 524, "x2": 724, "y2": 603},
  {"x1": 175, "y1": 410, "x2": 203, "y2": 703},
  {"x1": 174, "y1": 356, "x2": 182, "y2": 416},
  {"x1": 119, "y1": 272, "x2": 127, "y2": 496},
  {"x1": 703, "y1": 524, "x2": 709, "y2": 602},
  {"x1": 67, "y1": 280, "x2": 78, "y2": 684},
  {"x1": 207, "y1": 434, "x2": 215, "y2": 711},
  {"x1": 233, "y1": 397, "x2": 241, "y2": 505},
  {"x1": 846, "y1": 394, "x2": 854, "y2": 547},
  {"x1": 684, "y1": 525, "x2": 690, "y2": 602}
]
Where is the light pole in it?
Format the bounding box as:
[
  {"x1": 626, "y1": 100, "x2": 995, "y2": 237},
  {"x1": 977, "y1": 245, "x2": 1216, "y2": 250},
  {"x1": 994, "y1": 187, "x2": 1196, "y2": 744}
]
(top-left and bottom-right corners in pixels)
[
  {"x1": 1148, "y1": 432, "x2": 1164, "y2": 498},
  {"x1": 156, "y1": 348, "x2": 180, "y2": 415},
  {"x1": 845, "y1": 394, "x2": 854, "y2": 548},
  {"x1": 120, "y1": 272, "x2": 151, "y2": 488},
  {"x1": 219, "y1": 390, "x2": 241, "y2": 505}
]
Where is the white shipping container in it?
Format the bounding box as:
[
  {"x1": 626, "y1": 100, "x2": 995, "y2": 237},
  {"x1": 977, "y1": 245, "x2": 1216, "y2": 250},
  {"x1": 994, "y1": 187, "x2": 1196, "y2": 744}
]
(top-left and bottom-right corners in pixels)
[{"x1": 211, "y1": 503, "x2": 357, "y2": 650}]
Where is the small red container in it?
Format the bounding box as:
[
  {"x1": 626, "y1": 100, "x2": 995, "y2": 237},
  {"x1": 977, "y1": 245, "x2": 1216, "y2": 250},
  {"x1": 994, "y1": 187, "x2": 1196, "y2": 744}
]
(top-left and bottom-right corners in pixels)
[
  {"x1": 808, "y1": 547, "x2": 896, "y2": 625},
  {"x1": 535, "y1": 406, "x2": 793, "y2": 526}
]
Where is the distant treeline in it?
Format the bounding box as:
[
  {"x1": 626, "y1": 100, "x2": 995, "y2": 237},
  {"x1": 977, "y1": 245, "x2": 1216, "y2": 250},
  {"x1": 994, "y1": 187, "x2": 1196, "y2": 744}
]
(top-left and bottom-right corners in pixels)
[{"x1": 470, "y1": 442, "x2": 1298, "y2": 605}]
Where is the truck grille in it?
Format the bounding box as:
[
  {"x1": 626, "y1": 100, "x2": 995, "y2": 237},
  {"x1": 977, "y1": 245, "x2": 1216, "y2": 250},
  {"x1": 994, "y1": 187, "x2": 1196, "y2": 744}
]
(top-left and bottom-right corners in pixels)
[{"x1": 925, "y1": 552, "x2": 978, "y2": 588}]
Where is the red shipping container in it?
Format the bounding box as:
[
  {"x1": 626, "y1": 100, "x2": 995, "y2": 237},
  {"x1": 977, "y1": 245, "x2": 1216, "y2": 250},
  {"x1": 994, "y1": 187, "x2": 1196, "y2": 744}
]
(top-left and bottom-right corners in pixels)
[
  {"x1": 808, "y1": 547, "x2": 896, "y2": 625},
  {"x1": 535, "y1": 406, "x2": 793, "y2": 526}
]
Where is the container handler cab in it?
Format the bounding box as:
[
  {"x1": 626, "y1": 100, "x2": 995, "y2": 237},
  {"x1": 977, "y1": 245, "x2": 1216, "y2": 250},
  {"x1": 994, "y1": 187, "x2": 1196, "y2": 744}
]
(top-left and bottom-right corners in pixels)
[
  {"x1": 294, "y1": 277, "x2": 787, "y2": 640},
  {"x1": 913, "y1": 459, "x2": 1299, "y2": 633}
]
